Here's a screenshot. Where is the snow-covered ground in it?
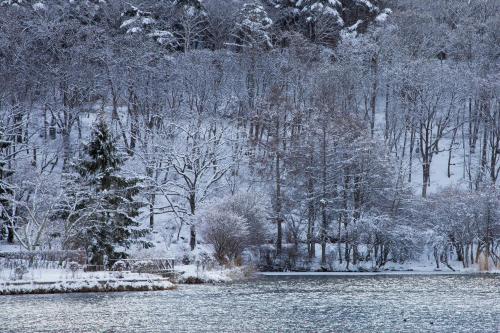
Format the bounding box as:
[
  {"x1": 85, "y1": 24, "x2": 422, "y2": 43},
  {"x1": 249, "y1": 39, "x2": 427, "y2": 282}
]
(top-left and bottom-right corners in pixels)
[
  {"x1": 176, "y1": 264, "x2": 251, "y2": 283},
  {"x1": 0, "y1": 268, "x2": 174, "y2": 295},
  {"x1": 0, "y1": 267, "x2": 159, "y2": 282},
  {"x1": 373, "y1": 97, "x2": 474, "y2": 197}
]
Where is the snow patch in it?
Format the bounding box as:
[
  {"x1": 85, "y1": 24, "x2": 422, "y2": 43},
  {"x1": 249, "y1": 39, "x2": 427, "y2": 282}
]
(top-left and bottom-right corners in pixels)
[
  {"x1": 32, "y1": 2, "x2": 46, "y2": 11},
  {"x1": 375, "y1": 8, "x2": 392, "y2": 23}
]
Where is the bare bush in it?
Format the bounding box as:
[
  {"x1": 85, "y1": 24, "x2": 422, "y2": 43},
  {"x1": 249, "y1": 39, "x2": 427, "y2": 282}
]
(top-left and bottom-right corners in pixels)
[
  {"x1": 214, "y1": 193, "x2": 269, "y2": 246},
  {"x1": 200, "y1": 210, "x2": 248, "y2": 264},
  {"x1": 14, "y1": 265, "x2": 28, "y2": 280},
  {"x1": 112, "y1": 260, "x2": 126, "y2": 272},
  {"x1": 67, "y1": 261, "x2": 80, "y2": 278}
]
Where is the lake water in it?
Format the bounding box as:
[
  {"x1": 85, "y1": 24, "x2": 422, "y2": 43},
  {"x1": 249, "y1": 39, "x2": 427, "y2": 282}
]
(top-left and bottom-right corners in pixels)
[{"x1": 1, "y1": 274, "x2": 499, "y2": 332}]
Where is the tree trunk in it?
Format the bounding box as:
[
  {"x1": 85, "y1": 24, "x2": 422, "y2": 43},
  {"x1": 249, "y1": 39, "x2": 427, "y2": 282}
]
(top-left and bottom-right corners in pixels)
[
  {"x1": 62, "y1": 129, "x2": 71, "y2": 171},
  {"x1": 320, "y1": 200, "x2": 327, "y2": 266},
  {"x1": 307, "y1": 171, "x2": 315, "y2": 259},
  {"x1": 464, "y1": 243, "x2": 470, "y2": 268},
  {"x1": 370, "y1": 56, "x2": 378, "y2": 138},
  {"x1": 338, "y1": 217, "x2": 342, "y2": 264},
  {"x1": 275, "y1": 150, "x2": 282, "y2": 256},
  {"x1": 128, "y1": 90, "x2": 139, "y2": 156},
  {"x1": 7, "y1": 225, "x2": 14, "y2": 243},
  {"x1": 320, "y1": 127, "x2": 328, "y2": 266},
  {"x1": 344, "y1": 234, "x2": 350, "y2": 271},
  {"x1": 434, "y1": 247, "x2": 440, "y2": 269},
  {"x1": 190, "y1": 225, "x2": 196, "y2": 251},
  {"x1": 408, "y1": 127, "x2": 415, "y2": 182},
  {"x1": 149, "y1": 193, "x2": 155, "y2": 229},
  {"x1": 384, "y1": 84, "x2": 390, "y2": 142},
  {"x1": 352, "y1": 244, "x2": 359, "y2": 265},
  {"x1": 189, "y1": 194, "x2": 196, "y2": 251},
  {"x1": 275, "y1": 117, "x2": 283, "y2": 256},
  {"x1": 422, "y1": 159, "x2": 430, "y2": 198},
  {"x1": 447, "y1": 125, "x2": 458, "y2": 178}
]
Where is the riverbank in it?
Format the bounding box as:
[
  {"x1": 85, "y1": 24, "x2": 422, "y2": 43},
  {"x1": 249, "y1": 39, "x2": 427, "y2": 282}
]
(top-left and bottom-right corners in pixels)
[
  {"x1": 176, "y1": 261, "x2": 499, "y2": 282},
  {"x1": 0, "y1": 262, "x2": 250, "y2": 295},
  {"x1": 1, "y1": 267, "x2": 497, "y2": 295},
  {"x1": 176, "y1": 264, "x2": 253, "y2": 284},
  {"x1": 259, "y1": 270, "x2": 500, "y2": 277},
  {"x1": 0, "y1": 277, "x2": 175, "y2": 295},
  {"x1": 261, "y1": 257, "x2": 500, "y2": 275},
  {"x1": 2, "y1": 258, "x2": 497, "y2": 296},
  {"x1": 0, "y1": 268, "x2": 176, "y2": 295}
]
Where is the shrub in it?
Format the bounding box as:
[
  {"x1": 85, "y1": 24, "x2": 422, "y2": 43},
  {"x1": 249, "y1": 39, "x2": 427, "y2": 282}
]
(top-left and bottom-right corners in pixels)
[
  {"x1": 200, "y1": 210, "x2": 249, "y2": 264},
  {"x1": 181, "y1": 254, "x2": 192, "y2": 265},
  {"x1": 199, "y1": 252, "x2": 216, "y2": 270},
  {"x1": 213, "y1": 193, "x2": 269, "y2": 246},
  {"x1": 14, "y1": 265, "x2": 28, "y2": 280},
  {"x1": 112, "y1": 260, "x2": 126, "y2": 272},
  {"x1": 67, "y1": 261, "x2": 80, "y2": 278}
]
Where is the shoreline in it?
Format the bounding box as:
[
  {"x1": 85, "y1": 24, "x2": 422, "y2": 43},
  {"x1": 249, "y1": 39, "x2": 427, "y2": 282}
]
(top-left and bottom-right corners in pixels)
[
  {"x1": 258, "y1": 270, "x2": 500, "y2": 277},
  {"x1": 0, "y1": 278, "x2": 175, "y2": 296},
  {"x1": 2, "y1": 268, "x2": 498, "y2": 295}
]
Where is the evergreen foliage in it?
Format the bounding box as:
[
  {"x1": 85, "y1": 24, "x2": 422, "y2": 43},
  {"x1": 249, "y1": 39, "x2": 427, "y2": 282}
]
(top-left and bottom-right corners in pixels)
[{"x1": 62, "y1": 115, "x2": 150, "y2": 265}]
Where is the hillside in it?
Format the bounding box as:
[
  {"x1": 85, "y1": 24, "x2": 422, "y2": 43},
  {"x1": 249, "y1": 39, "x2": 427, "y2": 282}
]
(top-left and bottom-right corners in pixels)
[{"x1": 0, "y1": 0, "x2": 498, "y2": 273}]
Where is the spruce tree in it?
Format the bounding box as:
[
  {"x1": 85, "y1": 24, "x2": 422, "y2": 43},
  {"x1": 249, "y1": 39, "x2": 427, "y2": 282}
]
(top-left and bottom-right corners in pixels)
[{"x1": 68, "y1": 115, "x2": 150, "y2": 265}]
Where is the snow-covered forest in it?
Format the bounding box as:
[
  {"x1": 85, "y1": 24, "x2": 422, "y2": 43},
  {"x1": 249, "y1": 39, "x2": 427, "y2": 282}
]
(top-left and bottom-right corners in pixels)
[{"x1": 0, "y1": 0, "x2": 499, "y2": 272}]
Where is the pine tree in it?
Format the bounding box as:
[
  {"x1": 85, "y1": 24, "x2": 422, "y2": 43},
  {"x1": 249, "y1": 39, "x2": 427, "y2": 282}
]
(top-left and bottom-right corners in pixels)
[
  {"x1": 64, "y1": 115, "x2": 150, "y2": 265},
  {"x1": 233, "y1": 2, "x2": 273, "y2": 50}
]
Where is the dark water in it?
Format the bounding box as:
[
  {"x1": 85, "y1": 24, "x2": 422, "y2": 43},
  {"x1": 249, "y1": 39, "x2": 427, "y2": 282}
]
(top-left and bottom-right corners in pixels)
[{"x1": 1, "y1": 274, "x2": 499, "y2": 332}]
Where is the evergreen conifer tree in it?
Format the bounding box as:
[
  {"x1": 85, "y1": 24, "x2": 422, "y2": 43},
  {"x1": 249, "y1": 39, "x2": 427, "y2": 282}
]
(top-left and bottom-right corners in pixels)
[{"x1": 63, "y1": 114, "x2": 150, "y2": 265}]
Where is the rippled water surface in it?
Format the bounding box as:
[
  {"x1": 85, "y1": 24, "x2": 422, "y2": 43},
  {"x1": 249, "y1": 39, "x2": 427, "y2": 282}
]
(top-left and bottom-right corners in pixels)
[{"x1": 1, "y1": 274, "x2": 499, "y2": 332}]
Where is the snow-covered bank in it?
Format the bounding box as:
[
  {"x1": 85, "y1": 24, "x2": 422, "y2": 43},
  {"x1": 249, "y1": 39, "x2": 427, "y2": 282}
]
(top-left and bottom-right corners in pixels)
[
  {"x1": 0, "y1": 277, "x2": 175, "y2": 295},
  {"x1": 176, "y1": 264, "x2": 253, "y2": 284},
  {"x1": 0, "y1": 268, "x2": 175, "y2": 295}
]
